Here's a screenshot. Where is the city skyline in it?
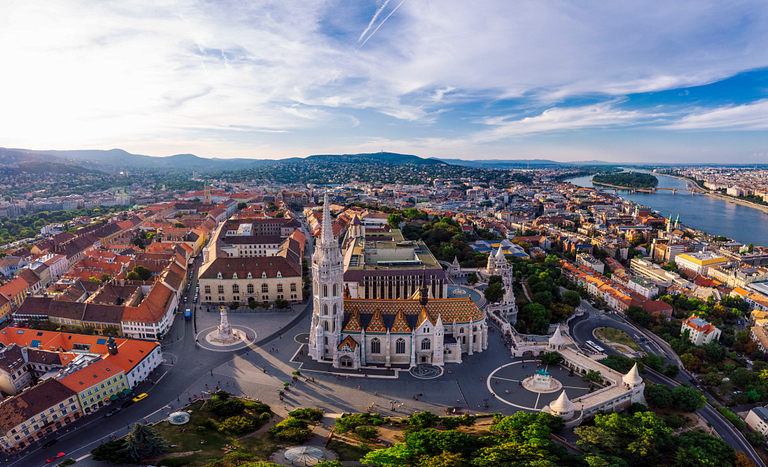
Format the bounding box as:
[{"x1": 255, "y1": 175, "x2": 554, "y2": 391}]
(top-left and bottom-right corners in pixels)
[{"x1": 2, "y1": 1, "x2": 768, "y2": 162}]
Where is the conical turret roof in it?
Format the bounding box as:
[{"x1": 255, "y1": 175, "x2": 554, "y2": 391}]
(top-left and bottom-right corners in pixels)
[
  {"x1": 549, "y1": 326, "x2": 565, "y2": 347},
  {"x1": 495, "y1": 246, "x2": 506, "y2": 261},
  {"x1": 550, "y1": 390, "x2": 575, "y2": 413},
  {"x1": 623, "y1": 363, "x2": 643, "y2": 387}
]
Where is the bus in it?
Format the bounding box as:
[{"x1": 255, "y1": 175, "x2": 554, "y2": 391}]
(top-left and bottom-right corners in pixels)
[
  {"x1": 585, "y1": 340, "x2": 604, "y2": 353},
  {"x1": 185, "y1": 309, "x2": 192, "y2": 320}
]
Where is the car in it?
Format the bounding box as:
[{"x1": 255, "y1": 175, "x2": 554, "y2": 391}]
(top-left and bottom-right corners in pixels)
[
  {"x1": 132, "y1": 393, "x2": 148, "y2": 402},
  {"x1": 121, "y1": 400, "x2": 135, "y2": 409},
  {"x1": 42, "y1": 439, "x2": 58, "y2": 448},
  {"x1": 46, "y1": 453, "x2": 66, "y2": 463},
  {"x1": 183, "y1": 296, "x2": 187, "y2": 303},
  {"x1": 106, "y1": 407, "x2": 121, "y2": 417}
]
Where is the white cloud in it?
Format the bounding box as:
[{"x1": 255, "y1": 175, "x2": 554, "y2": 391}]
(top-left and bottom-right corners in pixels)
[{"x1": 664, "y1": 100, "x2": 768, "y2": 130}]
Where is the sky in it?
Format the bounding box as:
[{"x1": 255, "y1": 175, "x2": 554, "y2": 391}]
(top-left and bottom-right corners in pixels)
[{"x1": 2, "y1": 0, "x2": 768, "y2": 163}]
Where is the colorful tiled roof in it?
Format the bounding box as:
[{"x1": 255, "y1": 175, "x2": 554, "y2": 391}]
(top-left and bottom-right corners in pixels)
[
  {"x1": 366, "y1": 308, "x2": 387, "y2": 333},
  {"x1": 343, "y1": 307, "x2": 362, "y2": 332},
  {"x1": 344, "y1": 296, "x2": 483, "y2": 331},
  {"x1": 337, "y1": 335, "x2": 358, "y2": 351},
  {"x1": 390, "y1": 309, "x2": 411, "y2": 333}
]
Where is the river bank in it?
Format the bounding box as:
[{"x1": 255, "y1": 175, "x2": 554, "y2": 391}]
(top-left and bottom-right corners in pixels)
[{"x1": 660, "y1": 172, "x2": 768, "y2": 215}]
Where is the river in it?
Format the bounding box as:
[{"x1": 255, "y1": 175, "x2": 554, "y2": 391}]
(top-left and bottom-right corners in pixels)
[{"x1": 566, "y1": 169, "x2": 768, "y2": 247}]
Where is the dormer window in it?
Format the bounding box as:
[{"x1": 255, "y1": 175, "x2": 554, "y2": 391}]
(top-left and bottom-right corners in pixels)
[
  {"x1": 232, "y1": 273, "x2": 238, "y2": 279},
  {"x1": 247, "y1": 272, "x2": 252, "y2": 278},
  {"x1": 217, "y1": 272, "x2": 222, "y2": 279},
  {"x1": 277, "y1": 271, "x2": 282, "y2": 278},
  {"x1": 262, "y1": 272, "x2": 267, "y2": 278}
]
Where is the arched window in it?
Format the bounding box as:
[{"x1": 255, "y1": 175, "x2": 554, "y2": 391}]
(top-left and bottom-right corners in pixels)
[
  {"x1": 396, "y1": 338, "x2": 406, "y2": 354},
  {"x1": 333, "y1": 304, "x2": 337, "y2": 315},
  {"x1": 371, "y1": 338, "x2": 381, "y2": 354},
  {"x1": 421, "y1": 338, "x2": 431, "y2": 350},
  {"x1": 323, "y1": 285, "x2": 328, "y2": 297},
  {"x1": 247, "y1": 284, "x2": 254, "y2": 294},
  {"x1": 323, "y1": 321, "x2": 329, "y2": 331},
  {"x1": 459, "y1": 328, "x2": 464, "y2": 334},
  {"x1": 333, "y1": 284, "x2": 337, "y2": 296},
  {"x1": 232, "y1": 284, "x2": 239, "y2": 294},
  {"x1": 323, "y1": 304, "x2": 328, "y2": 316}
]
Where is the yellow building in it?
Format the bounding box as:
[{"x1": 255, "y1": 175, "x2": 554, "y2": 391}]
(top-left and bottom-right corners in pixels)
[
  {"x1": 674, "y1": 252, "x2": 727, "y2": 275},
  {"x1": 59, "y1": 358, "x2": 128, "y2": 414}
]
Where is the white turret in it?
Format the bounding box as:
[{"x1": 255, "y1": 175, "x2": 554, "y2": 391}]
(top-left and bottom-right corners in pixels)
[
  {"x1": 548, "y1": 326, "x2": 565, "y2": 351},
  {"x1": 549, "y1": 390, "x2": 575, "y2": 419},
  {"x1": 623, "y1": 363, "x2": 643, "y2": 388}
]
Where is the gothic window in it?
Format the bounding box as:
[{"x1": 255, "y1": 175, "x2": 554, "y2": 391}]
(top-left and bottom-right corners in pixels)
[
  {"x1": 217, "y1": 285, "x2": 224, "y2": 294},
  {"x1": 371, "y1": 338, "x2": 381, "y2": 354},
  {"x1": 323, "y1": 321, "x2": 329, "y2": 331},
  {"x1": 262, "y1": 284, "x2": 268, "y2": 293},
  {"x1": 323, "y1": 304, "x2": 328, "y2": 316},
  {"x1": 421, "y1": 338, "x2": 431, "y2": 350},
  {"x1": 333, "y1": 284, "x2": 337, "y2": 296},
  {"x1": 324, "y1": 337, "x2": 328, "y2": 345},
  {"x1": 333, "y1": 304, "x2": 337, "y2": 315},
  {"x1": 459, "y1": 328, "x2": 464, "y2": 334},
  {"x1": 232, "y1": 284, "x2": 239, "y2": 294},
  {"x1": 247, "y1": 284, "x2": 254, "y2": 294},
  {"x1": 323, "y1": 285, "x2": 328, "y2": 297},
  {"x1": 396, "y1": 338, "x2": 406, "y2": 354}
]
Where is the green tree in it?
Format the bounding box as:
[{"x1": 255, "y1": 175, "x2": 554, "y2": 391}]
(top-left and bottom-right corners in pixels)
[
  {"x1": 575, "y1": 412, "x2": 671, "y2": 463},
  {"x1": 672, "y1": 386, "x2": 706, "y2": 412},
  {"x1": 644, "y1": 385, "x2": 673, "y2": 409},
  {"x1": 418, "y1": 451, "x2": 468, "y2": 467},
  {"x1": 274, "y1": 298, "x2": 289, "y2": 309},
  {"x1": 132, "y1": 265, "x2": 152, "y2": 281},
  {"x1": 582, "y1": 370, "x2": 602, "y2": 384},
  {"x1": 664, "y1": 364, "x2": 680, "y2": 378},
  {"x1": 746, "y1": 430, "x2": 767, "y2": 447},
  {"x1": 125, "y1": 271, "x2": 141, "y2": 280},
  {"x1": 702, "y1": 342, "x2": 725, "y2": 363},
  {"x1": 120, "y1": 423, "x2": 168, "y2": 460},
  {"x1": 471, "y1": 442, "x2": 557, "y2": 467},
  {"x1": 362, "y1": 444, "x2": 416, "y2": 466},
  {"x1": 484, "y1": 282, "x2": 504, "y2": 303},
  {"x1": 673, "y1": 430, "x2": 735, "y2": 466},
  {"x1": 388, "y1": 213, "x2": 403, "y2": 229},
  {"x1": 541, "y1": 352, "x2": 563, "y2": 366},
  {"x1": 562, "y1": 290, "x2": 581, "y2": 307},
  {"x1": 467, "y1": 272, "x2": 479, "y2": 285},
  {"x1": 409, "y1": 411, "x2": 440, "y2": 430}
]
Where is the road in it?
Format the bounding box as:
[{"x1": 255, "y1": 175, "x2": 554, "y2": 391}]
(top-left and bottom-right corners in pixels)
[{"x1": 569, "y1": 300, "x2": 764, "y2": 467}]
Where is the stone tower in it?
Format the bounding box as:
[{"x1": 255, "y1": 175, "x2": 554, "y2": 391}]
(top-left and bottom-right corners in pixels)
[
  {"x1": 309, "y1": 194, "x2": 345, "y2": 362},
  {"x1": 203, "y1": 182, "x2": 212, "y2": 204}
]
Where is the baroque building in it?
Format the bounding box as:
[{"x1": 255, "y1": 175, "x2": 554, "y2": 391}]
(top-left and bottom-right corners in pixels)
[{"x1": 309, "y1": 195, "x2": 487, "y2": 369}]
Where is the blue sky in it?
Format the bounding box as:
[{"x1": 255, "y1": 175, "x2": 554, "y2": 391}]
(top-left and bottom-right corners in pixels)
[{"x1": 2, "y1": 0, "x2": 768, "y2": 163}]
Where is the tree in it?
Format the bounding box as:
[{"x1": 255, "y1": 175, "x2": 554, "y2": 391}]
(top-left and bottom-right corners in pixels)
[
  {"x1": 467, "y1": 272, "x2": 479, "y2": 285},
  {"x1": 274, "y1": 298, "x2": 289, "y2": 309},
  {"x1": 126, "y1": 271, "x2": 141, "y2": 280},
  {"x1": 484, "y1": 282, "x2": 504, "y2": 303},
  {"x1": 132, "y1": 265, "x2": 152, "y2": 281},
  {"x1": 541, "y1": 351, "x2": 563, "y2": 366},
  {"x1": 672, "y1": 386, "x2": 706, "y2": 412},
  {"x1": 563, "y1": 290, "x2": 581, "y2": 307},
  {"x1": 362, "y1": 444, "x2": 416, "y2": 466},
  {"x1": 702, "y1": 342, "x2": 725, "y2": 363},
  {"x1": 388, "y1": 213, "x2": 403, "y2": 229},
  {"x1": 664, "y1": 364, "x2": 680, "y2": 378},
  {"x1": 626, "y1": 305, "x2": 651, "y2": 326},
  {"x1": 101, "y1": 273, "x2": 111, "y2": 282},
  {"x1": 673, "y1": 430, "x2": 735, "y2": 466},
  {"x1": 644, "y1": 385, "x2": 673, "y2": 409},
  {"x1": 746, "y1": 430, "x2": 767, "y2": 447},
  {"x1": 582, "y1": 370, "x2": 602, "y2": 384},
  {"x1": 409, "y1": 411, "x2": 440, "y2": 430},
  {"x1": 120, "y1": 423, "x2": 168, "y2": 460},
  {"x1": 238, "y1": 202, "x2": 247, "y2": 210},
  {"x1": 418, "y1": 451, "x2": 467, "y2": 467},
  {"x1": 576, "y1": 412, "x2": 671, "y2": 463},
  {"x1": 735, "y1": 451, "x2": 758, "y2": 467}
]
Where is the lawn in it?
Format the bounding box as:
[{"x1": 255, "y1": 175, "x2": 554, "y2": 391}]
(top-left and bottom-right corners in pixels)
[
  {"x1": 595, "y1": 327, "x2": 641, "y2": 351},
  {"x1": 151, "y1": 400, "x2": 277, "y2": 467}
]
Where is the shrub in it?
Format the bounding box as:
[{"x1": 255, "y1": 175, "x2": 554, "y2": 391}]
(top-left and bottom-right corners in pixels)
[
  {"x1": 289, "y1": 408, "x2": 324, "y2": 421},
  {"x1": 541, "y1": 351, "x2": 563, "y2": 366},
  {"x1": 354, "y1": 426, "x2": 380, "y2": 440},
  {"x1": 335, "y1": 413, "x2": 371, "y2": 433},
  {"x1": 408, "y1": 411, "x2": 440, "y2": 430},
  {"x1": 91, "y1": 439, "x2": 134, "y2": 464},
  {"x1": 260, "y1": 412, "x2": 272, "y2": 421},
  {"x1": 209, "y1": 399, "x2": 246, "y2": 418},
  {"x1": 244, "y1": 401, "x2": 271, "y2": 414},
  {"x1": 218, "y1": 416, "x2": 256, "y2": 436},
  {"x1": 269, "y1": 417, "x2": 312, "y2": 443},
  {"x1": 441, "y1": 417, "x2": 462, "y2": 430},
  {"x1": 196, "y1": 426, "x2": 207, "y2": 432},
  {"x1": 718, "y1": 407, "x2": 746, "y2": 431},
  {"x1": 60, "y1": 460, "x2": 76, "y2": 466},
  {"x1": 664, "y1": 414, "x2": 687, "y2": 429}
]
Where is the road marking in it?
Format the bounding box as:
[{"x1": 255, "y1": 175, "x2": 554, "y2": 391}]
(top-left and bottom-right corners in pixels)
[{"x1": 75, "y1": 454, "x2": 92, "y2": 461}]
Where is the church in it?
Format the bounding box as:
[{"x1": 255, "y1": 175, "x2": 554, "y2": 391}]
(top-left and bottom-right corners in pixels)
[{"x1": 309, "y1": 195, "x2": 488, "y2": 369}]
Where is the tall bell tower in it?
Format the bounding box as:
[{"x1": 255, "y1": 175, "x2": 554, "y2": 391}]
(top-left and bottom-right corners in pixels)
[{"x1": 309, "y1": 193, "x2": 345, "y2": 361}]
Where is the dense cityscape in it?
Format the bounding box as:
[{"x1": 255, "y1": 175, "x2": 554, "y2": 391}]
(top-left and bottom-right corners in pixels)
[
  {"x1": 3, "y1": 1, "x2": 768, "y2": 467},
  {"x1": 0, "y1": 155, "x2": 764, "y2": 467}
]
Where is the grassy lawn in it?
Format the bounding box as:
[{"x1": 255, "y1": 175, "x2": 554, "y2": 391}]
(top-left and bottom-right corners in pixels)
[
  {"x1": 595, "y1": 327, "x2": 641, "y2": 351},
  {"x1": 327, "y1": 439, "x2": 375, "y2": 461},
  {"x1": 151, "y1": 400, "x2": 277, "y2": 467}
]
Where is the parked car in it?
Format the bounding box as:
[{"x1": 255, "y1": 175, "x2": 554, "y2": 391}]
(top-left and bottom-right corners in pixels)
[
  {"x1": 46, "y1": 453, "x2": 66, "y2": 463},
  {"x1": 132, "y1": 393, "x2": 148, "y2": 402},
  {"x1": 42, "y1": 439, "x2": 58, "y2": 448},
  {"x1": 106, "y1": 407, "x2": 121, "y2": 417},
  {"x1": 121, "y1": 400, "x2": 135, "y2": 409}
]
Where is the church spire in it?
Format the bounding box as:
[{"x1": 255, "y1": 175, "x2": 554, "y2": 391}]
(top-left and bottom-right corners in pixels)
[{"x1": 321, "y1": 192, "x2": 334, "y2": 246}]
